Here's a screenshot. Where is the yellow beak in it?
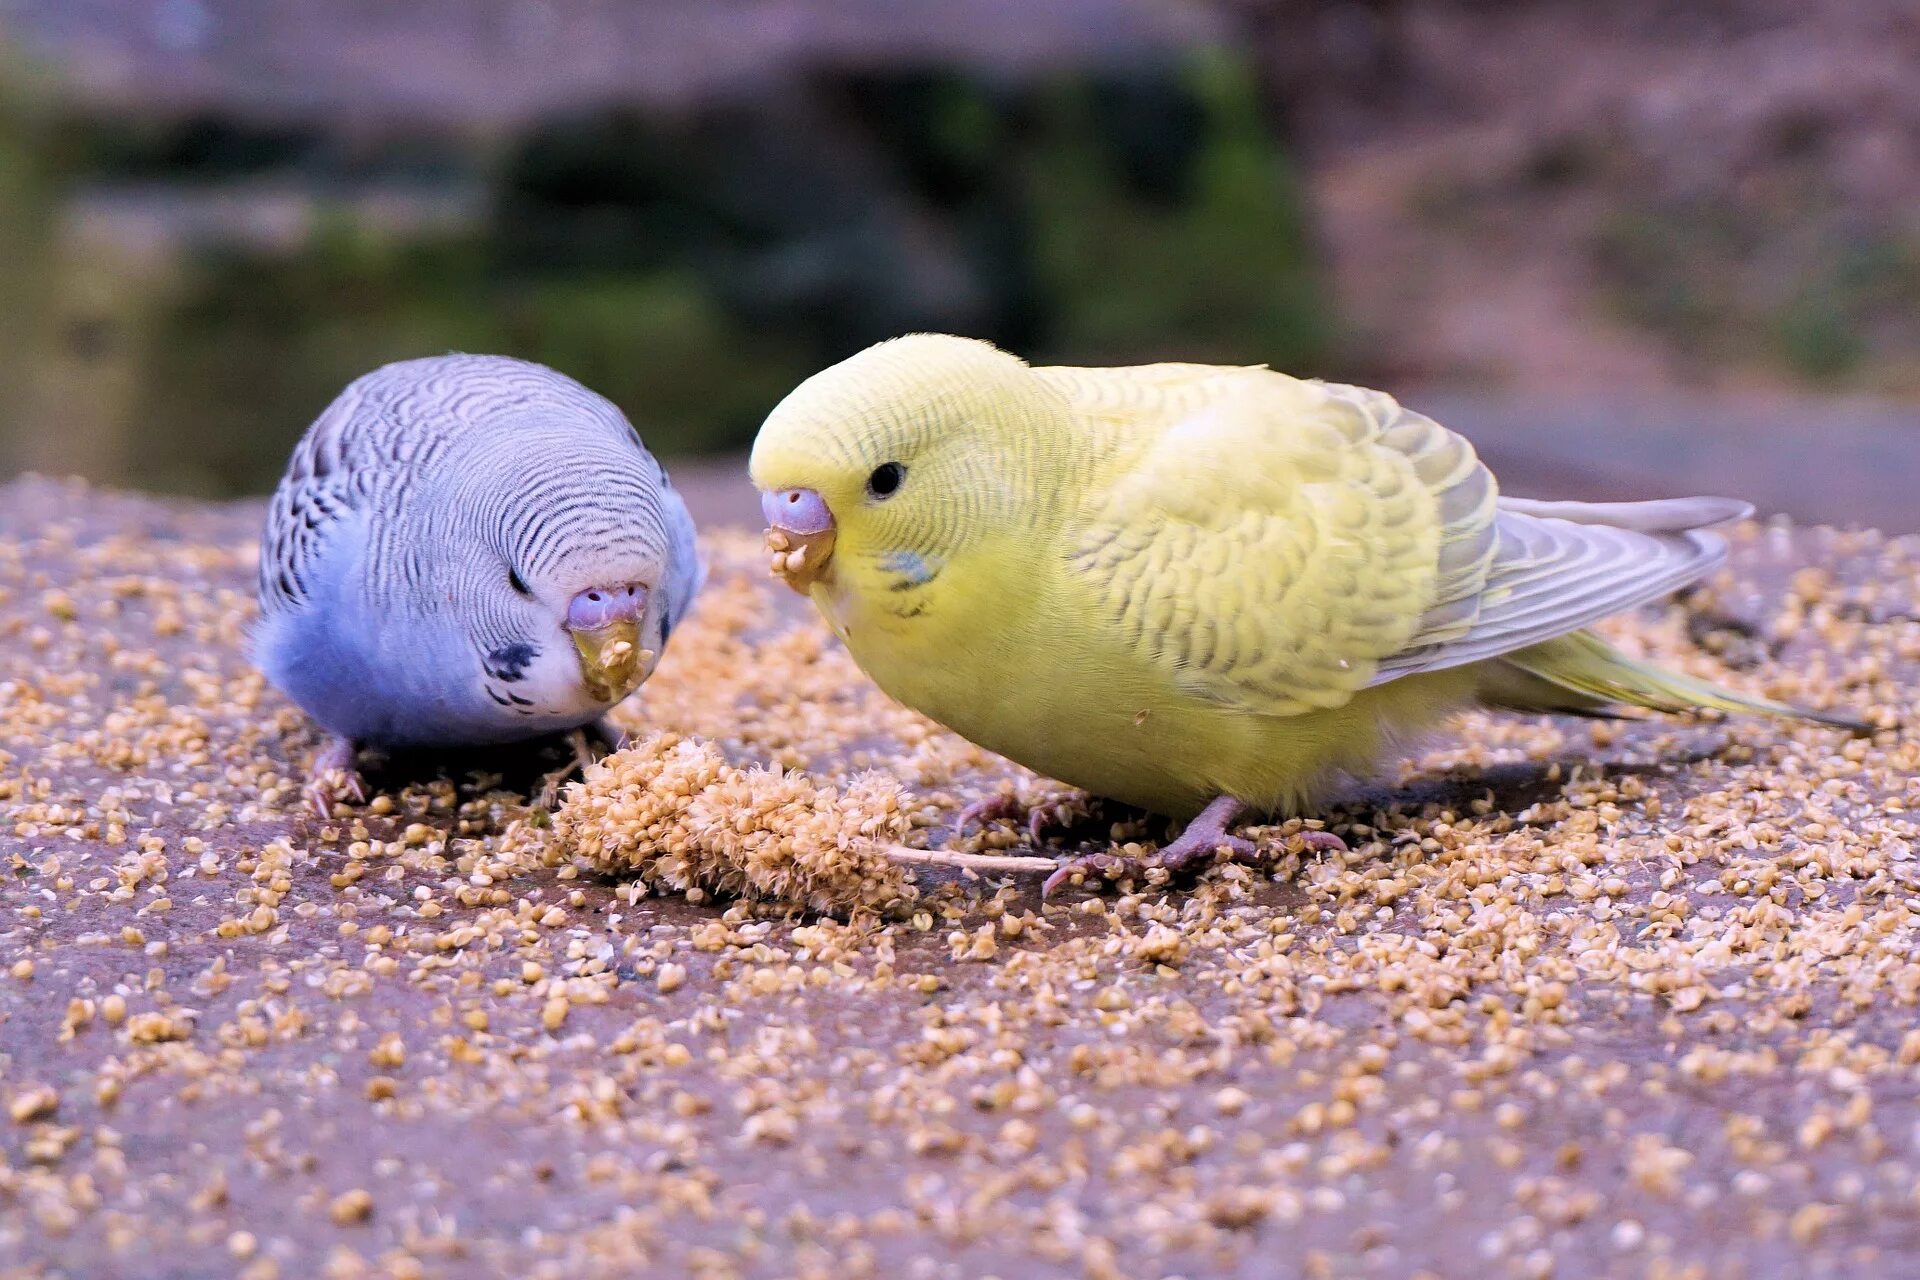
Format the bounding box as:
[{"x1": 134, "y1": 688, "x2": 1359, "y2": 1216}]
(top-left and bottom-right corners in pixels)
[{"x1": 570, "y1": 621, "x2": 654, "y2": 703}]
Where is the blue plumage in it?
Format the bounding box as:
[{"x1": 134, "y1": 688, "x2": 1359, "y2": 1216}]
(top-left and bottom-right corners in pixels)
[{"x1": 254, "y1": 354, "x2": 702, "y2": 811}]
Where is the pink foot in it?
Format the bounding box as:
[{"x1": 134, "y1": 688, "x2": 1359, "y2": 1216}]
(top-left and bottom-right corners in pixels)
[
  {"x1": 538, "y1": 725, "x2": 611, "y2": 810},
  {"x1": 957, "y1": 791, "x2": 1023, "y2": 831},
  {"x1": 1041, "y1": 797, "x2": 1346, "y2": 898},
  {"x1": 1285, "y1": 829, "x2": 1348, "y2": 858},
  {"x1": 304, "y1": 736, "x2": 367, "y2": 818},
  {"x1": 956, "y1": 791, "x2": 1082, "y2": 844}
]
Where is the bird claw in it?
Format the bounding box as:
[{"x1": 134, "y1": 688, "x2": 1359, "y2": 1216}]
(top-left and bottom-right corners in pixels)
[
  {"x1": 304, "y1": 771, "x2": 368, "y2": 819},
  {"x1": 957, "y1": 791, "x2": 1023, "y2": 831},
  {"x1": 537, "y1": 726, "x2": 609, "y2": 810},
  {"x1": 1042, "y1": 849, "x2": 1147, "y2": 899},
  {"x1": 304, "y1": 737, "x2": 367, "y2": 818},
  {"x1": 1040, "y1": 821, "x2": 1346, "y2": 899},
  {"x1": 957, "y1": 791, "x2": 1086, "y2": 844},
  {"x1": 1285, "y1": 829, "x2": 1349, "y2": 857}
]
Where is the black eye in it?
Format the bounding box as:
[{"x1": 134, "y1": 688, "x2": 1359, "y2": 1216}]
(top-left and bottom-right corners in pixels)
[
  {"x1": 866, "y1": 462, "x2": 906, "y2": 499},
  {"x1": 507, "y1": 567, "x2": 533, "y2": 597}
]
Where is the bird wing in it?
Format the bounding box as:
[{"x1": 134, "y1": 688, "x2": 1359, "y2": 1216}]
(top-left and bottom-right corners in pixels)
[
  {"x1": 1066, "y1": 369, "x2": 1752, "y2": 713},
  {"x1": 258, "y1": 384, "x2": 386, "y2": 616},
  {"x1": 1065, "y1": 371, "x2": 1500, "y2": 715},
  {"x1": 257, "y1": 360, "x2": 467, "y2": 615},
  {"x1": 1367, "y1": 495, "x2": 1750, "y2": 682}
]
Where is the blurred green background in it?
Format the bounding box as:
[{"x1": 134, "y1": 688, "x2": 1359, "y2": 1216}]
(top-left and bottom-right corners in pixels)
[{"x1": 1, "y1": 1, "x2": 1916, "y2": 501}]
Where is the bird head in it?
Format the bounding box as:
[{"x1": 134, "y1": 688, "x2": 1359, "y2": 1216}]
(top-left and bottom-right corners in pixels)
[
  {"x1": 749, "y1": 334, "x2": 1067, "y2": 611},
  {"x1": 486, "y1": 556, "x2": 668, "y2": 714},
  {"x1": 459, "y1": 443, "x2": 700, "y2": 720}
]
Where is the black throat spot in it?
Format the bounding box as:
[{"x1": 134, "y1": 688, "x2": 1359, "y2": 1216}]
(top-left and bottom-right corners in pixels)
[{"x1": 484, "y1": 640, "x2": 539, "y2": 683}]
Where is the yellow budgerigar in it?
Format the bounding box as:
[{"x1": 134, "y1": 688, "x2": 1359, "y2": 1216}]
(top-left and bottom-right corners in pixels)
[{"x1": 749, "y1": 334, "x2": 1863, "y2": 895}]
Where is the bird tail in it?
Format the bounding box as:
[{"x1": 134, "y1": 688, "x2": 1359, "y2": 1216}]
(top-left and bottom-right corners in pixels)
[{"x1": 1482, "y1": 630, "x2": 1870, "y2": 733}]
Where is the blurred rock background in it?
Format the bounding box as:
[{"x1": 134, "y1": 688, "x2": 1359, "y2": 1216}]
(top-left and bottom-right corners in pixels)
[{"x1": 0, "y1": 0, "x2": 1915, "y2": 520}]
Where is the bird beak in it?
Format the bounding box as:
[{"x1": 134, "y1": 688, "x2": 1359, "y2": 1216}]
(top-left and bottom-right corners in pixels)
[
  {"x1": 761, "y1": 488, "x2": 836, "y2": 595},
  {"x1": 566, "y1": 584, "x2": 655, "y2": 703}
]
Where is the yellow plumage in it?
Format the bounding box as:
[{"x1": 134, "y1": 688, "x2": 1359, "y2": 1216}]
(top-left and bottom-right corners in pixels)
[{"x1": 749, "y1": 334, "x2": 1860, "y2": 841}]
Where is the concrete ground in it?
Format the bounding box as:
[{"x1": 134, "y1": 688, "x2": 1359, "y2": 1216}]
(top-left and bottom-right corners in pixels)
[{"x1": 3, "y1": 473, "x2": 1919, "y2": 1279}]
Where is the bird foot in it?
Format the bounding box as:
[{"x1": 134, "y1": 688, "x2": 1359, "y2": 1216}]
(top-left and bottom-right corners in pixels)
[
  {"x1": 304, "y1": 737, "x2": 367, "y2": 819},
  {"x1": 537, "y1": 726, "x2": 611, "y2": 810},
  {"x1": 1039, "y1": 848, "x2": 1146, "y2": 897},
  {"x1": 956, "y1": 791, "x2": 1086, "y2": 845},
  {"x1": 1040, "y1": 831, "x2": 1259, "y2": 899},
  {"x1": 1041, "y1": 796, "x2": 1346, "y2": 899},
  {"x1": 956, "y1": 791, "x2": 1023, "y2": 831},
  {"x1": 1287, "y1": 828, "x2": 1348, "y2": 857}
]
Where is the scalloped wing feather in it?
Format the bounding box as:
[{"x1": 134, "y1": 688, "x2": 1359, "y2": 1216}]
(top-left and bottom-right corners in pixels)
[{"x1": 1064, "y1": 371, "x2": 1493, "y2": 716}]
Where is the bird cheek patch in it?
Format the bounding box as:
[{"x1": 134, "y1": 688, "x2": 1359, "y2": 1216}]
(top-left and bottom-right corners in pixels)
[
  {"x1": 483, "y1": 641, "x2": 538, "y2": 683},
  {"x1": 878, "y1": 550, "x2": 941, "y2": 591}
]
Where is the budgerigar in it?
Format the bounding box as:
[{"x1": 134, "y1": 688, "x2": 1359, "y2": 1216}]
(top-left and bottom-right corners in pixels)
[
  {"x1": 749, "y1": 334, "x2": 1863, "y2": 896},
  {"x1": 256, "y1": 354, "x2": 702, "y2": 815}
]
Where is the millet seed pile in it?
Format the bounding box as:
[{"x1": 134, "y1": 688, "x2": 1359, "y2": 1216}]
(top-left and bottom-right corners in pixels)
[
  {"x1": 3, "y1": 472, "x2": 1920, "y2": 1279},
  {"x1": 550, "y1": 733, "x2": 920, "y2": 918}
]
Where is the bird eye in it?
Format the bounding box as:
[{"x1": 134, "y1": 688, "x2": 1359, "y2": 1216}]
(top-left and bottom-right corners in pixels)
[
  {"x1": 866, "y1": 462, "x2": 906, "y2": 499},
  {"x1": 507, "y1": 567, "x2": 533, "y2": 597}
]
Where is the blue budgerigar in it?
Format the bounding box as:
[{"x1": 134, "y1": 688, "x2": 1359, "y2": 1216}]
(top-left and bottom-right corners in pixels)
[{"x1": 255, "y1": 354, "x2": 702, "y2": 814}]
